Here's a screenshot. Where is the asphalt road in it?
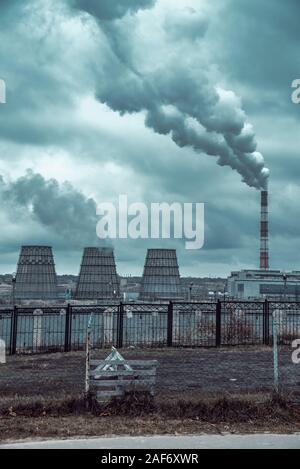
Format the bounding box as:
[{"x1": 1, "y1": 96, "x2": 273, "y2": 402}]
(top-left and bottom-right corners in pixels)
[{"x1": 1, "y1": 434, "x2": 300, "y2": 449}]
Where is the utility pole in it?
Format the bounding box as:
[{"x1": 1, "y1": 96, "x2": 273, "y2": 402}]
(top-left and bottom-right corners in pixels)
[
  {"x1": 223, "y1": 286, "x2": 227, "y2": 303},
  {"x1": 188, "y1": 282, "x2": 193, "y2": 302},
  {"x1": 11, "y1": 273, "x2": 16, "y2": 307},
  {"x1": 273, "y1": 312, "x2": 280, "y2": 392},
  {"x1": 283, "y1": 273, "x2": 287, "y2": 302}
]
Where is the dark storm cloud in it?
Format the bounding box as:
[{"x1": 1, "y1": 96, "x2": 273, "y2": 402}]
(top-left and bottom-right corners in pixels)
[
  {"x1": 0, "y1": 0, "x2": 100, "y2": 149},
  {"x1": 69, "y1": 0, "x2": 156, "y2": 20},
  {"x1": 211, "y1": 0, "x2": 300, "y2": 116},
  {"x1": 0, "y1": 0, "x2": 299, "y2": 275},
  {"x1": 0, "y1": 0, "x2": 18, "y2": 12},
  {"x1": 0, "y1": 171, "x2": 99, "y2": 248},
  {"x1": 164, "y1": 7, "x2": 208, "y2": 42}
]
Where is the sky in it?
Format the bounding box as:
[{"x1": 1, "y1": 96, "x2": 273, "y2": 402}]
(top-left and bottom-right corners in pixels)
[{"x1": 0, "y1": 0, "x2": 299, "y2": 277}]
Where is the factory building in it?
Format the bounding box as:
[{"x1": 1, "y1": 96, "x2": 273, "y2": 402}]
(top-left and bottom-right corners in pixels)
[
  {"x1": 75, "y1": 247, "x2": 120, "y2": 300},
  {"x1": 139, "y1": 248, "x2": 183, "y2": 301},
  {"x1": 14, "y1": 246, "x2": 58, "y2": 301},
  {"x1": 227, "y1": 269, "x2": 300, "y2": 300}
]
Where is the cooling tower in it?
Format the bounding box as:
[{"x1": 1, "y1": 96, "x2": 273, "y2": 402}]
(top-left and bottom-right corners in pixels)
[
  {"x1": 14, "y1": 246, "x2": 58, "y2": 300},
  {"x1": 139, "y1": 249, "x2": 183, "y2": 301},
  {"x1": 260, "y1": 190, "x2": 269, "y2": 270},
  {"x1": 75, "y1": 247, "x2": 120, "y2": 300}
]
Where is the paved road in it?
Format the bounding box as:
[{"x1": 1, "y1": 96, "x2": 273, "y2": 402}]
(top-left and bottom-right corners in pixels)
[{"x1": 1, "y1": 434, "x2": 300, "y2": 449}]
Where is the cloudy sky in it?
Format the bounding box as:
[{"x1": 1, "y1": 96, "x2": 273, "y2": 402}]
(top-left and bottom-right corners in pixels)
[{"x1": 0, "y1": 0, "x2": 299, "y2": 277}]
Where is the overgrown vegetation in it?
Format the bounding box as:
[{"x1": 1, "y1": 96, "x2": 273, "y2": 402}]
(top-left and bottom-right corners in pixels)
[{"x1": 1, "y1": 391, "x2": 299, "y2": 424}]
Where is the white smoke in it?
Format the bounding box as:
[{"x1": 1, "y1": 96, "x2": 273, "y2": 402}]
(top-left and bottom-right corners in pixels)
[{"x1": 71, "y1": 1, "x2": 269, "y2": 189}]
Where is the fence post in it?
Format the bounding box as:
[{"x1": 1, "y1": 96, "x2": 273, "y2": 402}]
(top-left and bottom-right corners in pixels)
[
  {"x1": 216, "y1": 300, "x2": 222, "y2": 347},
  {"x1": 263, "y1": 299, "x2": 270, "y2": 346},
  {"x1": 167, "y1": 301, "x2": 173, "y2": 347},
  {"x1": 272, "y1": 314, "x2": 280, "y2": 391},
  {"x1": 85, "y1": 314, "x2": 93, "y2": 402},
  {"x1": 10, "y1": 306, "x2": 18, "y2": 355},
  {"x1": 117, "y1": 302, "x2": 124, "y2": 349},
  {"x1": 64, "y1": 303, "x2": 72, "y2": 352}
]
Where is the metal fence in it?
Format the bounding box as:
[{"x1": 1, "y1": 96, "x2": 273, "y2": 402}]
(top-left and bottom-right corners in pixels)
[{"x1": 1, "y1": 300, "x2": 300, "y2": 355}]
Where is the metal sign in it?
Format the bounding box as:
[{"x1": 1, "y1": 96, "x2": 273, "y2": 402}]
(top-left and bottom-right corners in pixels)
[{"x1": 95, "y1": 347, "x2": 132, "y2": 374}]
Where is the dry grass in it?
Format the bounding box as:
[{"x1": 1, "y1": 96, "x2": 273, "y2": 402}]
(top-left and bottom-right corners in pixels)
[
  {"x1": 1, "y1": 390, "x2": 300, "y2": 442},
  {"x1": 0, "y1": 390, "x2": 294, "y2": 419}
]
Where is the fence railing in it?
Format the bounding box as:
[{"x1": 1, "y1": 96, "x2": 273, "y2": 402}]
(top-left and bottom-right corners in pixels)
[{"x1": 1, "y1": 300, "x2": 300, "y2": 355}]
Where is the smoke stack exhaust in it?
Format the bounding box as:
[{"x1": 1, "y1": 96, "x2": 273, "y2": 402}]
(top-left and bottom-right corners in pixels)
[{"x1": 260, "y1": 189, "x2": 269, "y2": 270}]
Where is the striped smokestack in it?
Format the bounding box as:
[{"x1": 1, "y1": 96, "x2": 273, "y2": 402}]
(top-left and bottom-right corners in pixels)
[{"x1": 260, "y1": 189, "x2": 269, "y2": 270}]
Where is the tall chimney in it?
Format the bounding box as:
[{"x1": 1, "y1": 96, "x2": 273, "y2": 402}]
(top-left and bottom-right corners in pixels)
[{"x1": 260, "y1": 189, "x2": 269, "y2": 270}]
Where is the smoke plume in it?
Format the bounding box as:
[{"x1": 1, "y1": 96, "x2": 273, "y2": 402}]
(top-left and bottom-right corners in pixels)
[
  {"x1": 71, "y1": 2, "x2": 269, "y2": 189},
  {"x1": 0, "y1": 171, "x2": 99, "y2": 247},
  {"x1": 69, "y1": 0, "x2": 156, "y2": 21}
]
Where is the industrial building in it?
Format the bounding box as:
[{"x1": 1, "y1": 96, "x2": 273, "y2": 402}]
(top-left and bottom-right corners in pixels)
[
  {"x1": 227, "y1": 269, "x2": 300, "y2": 300},
  {"x1": 14, "y1": 246, "x2": 58, "y2": 301},
  {"x1": 75, "y1": 247, "x2": 120, "y2": 300},
  {"x1": 227, "y1": 190, "x2": 300, "y2": 300},
  {"x1": 139, "y1": 248, "x2": 183, "y2": 301}
]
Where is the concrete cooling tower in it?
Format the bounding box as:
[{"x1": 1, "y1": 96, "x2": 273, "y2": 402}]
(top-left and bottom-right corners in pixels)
[
  {"x1": 75, "y1": 247, "x2": 120, "y2": 300},
  {"x1": 14, "y1": 246, "x2": 58, "y2": 301},
  {"x1": 139, "y1": 249, "x2": 183, "y2": 301}
]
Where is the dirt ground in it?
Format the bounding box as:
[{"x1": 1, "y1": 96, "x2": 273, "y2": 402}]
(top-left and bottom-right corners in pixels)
[
  {"x1": 1, "y1": 346, "x2": 300, "y2": 441},
  {"x1": 1, "y1": 346, "x2": 300, "y2": 399}
]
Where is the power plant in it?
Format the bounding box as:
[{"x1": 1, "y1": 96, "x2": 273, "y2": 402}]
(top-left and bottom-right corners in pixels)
[
  {"x1": 5, "y1": 188, "x2": 300, "y2": 304},
  {"x1": 227, "y1": 189, "x2": 300, "y2": 300},
  {"x1": 75, "y1": 247, "x2": 120, "y2": 300},
  {"x1": 14, "y1": 246, "x2": 58, "y2": 301},
  {"x1": 139, "y1": 249, "x2": 183, "y2": 301}
]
